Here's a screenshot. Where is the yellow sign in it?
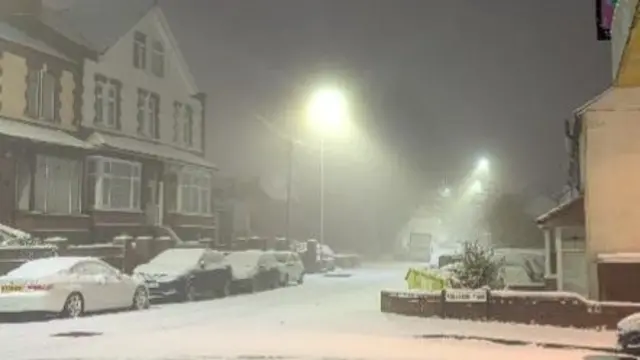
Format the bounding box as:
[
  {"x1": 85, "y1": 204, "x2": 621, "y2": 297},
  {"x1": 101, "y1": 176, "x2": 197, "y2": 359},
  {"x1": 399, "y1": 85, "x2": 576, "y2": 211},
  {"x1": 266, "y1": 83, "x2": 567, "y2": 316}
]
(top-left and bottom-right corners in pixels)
[
  {"x1": 0, "y1": 285, "x2": 24, "y2": 293},
  {"x1": 405, "y1": 268, "x2": 445, "y2": 291}
]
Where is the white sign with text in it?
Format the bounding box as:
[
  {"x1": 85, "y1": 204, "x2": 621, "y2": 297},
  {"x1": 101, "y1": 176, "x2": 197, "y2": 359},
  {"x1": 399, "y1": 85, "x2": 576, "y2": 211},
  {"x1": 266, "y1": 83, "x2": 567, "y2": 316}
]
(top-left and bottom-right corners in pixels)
[{"x1": 445, "y1": 289, "x2": 488, "y2": 303}]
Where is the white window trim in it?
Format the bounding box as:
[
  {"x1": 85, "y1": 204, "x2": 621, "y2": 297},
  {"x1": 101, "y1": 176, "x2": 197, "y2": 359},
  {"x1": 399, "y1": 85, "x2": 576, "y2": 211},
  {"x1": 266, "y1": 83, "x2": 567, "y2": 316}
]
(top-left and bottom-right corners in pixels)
[
  {"x1": 89, "y1": 156, "x2": 142, "y2": 212},
  {"x1": 176, "y1": 168, "x2": 212, "y2": 216}
]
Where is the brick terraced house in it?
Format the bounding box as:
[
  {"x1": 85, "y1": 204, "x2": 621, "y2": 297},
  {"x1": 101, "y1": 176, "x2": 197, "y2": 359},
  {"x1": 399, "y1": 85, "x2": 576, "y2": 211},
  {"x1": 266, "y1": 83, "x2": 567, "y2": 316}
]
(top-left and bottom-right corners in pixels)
[{"x1": 0, "y1": 0, "x2": 217, "y2": 244}]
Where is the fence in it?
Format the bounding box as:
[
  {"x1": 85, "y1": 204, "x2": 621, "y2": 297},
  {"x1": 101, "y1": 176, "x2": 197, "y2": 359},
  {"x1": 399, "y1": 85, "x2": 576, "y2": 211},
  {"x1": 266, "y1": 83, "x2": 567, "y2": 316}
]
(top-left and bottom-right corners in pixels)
[{"x1": 381, "y1": 289, "x2": 640, "y2": 330}]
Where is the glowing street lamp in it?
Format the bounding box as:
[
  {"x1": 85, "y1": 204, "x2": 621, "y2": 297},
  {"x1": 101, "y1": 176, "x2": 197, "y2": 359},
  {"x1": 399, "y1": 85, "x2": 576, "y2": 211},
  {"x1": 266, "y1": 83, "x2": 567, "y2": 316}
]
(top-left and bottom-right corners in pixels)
[
  {"x1": 307, "y1": 86, "x2": 348, "y2": 136},
  {"x1": 476, "y1": 157, "x2": 489, "y2": 173},
  {"x1": 306, "y1": 86, "x2": 349, "y2": 246}
]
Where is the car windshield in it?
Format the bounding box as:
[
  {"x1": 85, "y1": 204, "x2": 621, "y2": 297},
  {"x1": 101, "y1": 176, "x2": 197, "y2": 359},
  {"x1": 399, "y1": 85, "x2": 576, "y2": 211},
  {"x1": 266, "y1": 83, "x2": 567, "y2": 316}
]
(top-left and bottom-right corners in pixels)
[{"x1": 6, "y1": 258, "x2": 76, "y2": 278}]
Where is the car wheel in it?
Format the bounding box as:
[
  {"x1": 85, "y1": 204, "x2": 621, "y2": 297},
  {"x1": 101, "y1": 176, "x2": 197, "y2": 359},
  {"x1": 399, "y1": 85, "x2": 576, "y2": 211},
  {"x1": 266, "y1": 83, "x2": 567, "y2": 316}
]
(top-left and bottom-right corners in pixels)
[
  {"x1": 61, "y1": 292, "x2": 84, "y2": 318},
  {"x1": 132, "y1": 287, "x2": 150, "y2": 310},
  {"x1": 184, "y1": 282, "x2": 197, "y2": 302},
  {"x1": 297, "y1": 273, "x2": 305, "y2": 285},
  {"x1": 281, "y1": 275, "x2": 289, "y2": 287},
  {"x1": 217, "y1": 278, "x2": 231, "y2": 298},
  {"x1": 249, "y1": 276, "x2": 259, "y2": 293}
]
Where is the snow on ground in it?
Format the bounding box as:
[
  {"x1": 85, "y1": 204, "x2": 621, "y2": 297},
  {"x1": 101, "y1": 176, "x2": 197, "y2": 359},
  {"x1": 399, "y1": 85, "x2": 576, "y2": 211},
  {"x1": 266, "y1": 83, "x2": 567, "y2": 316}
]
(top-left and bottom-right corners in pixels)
[{"x1": 0, "y1": 262, "x2": 619, "y2": 360}]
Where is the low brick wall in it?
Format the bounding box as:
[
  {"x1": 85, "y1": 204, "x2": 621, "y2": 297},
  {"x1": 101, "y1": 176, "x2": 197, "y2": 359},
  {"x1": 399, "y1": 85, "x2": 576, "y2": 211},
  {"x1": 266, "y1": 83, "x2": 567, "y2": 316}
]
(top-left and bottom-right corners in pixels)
[{"x1": 381, "y1": 289, "x2": 640, "y2": 330}]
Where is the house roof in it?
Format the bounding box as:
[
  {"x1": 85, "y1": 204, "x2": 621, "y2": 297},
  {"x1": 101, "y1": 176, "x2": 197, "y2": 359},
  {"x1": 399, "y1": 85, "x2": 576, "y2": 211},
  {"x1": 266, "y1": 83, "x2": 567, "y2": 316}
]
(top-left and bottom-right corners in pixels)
[
  {"x1": 536, "y1": 196, "x2": 584, "y2": 228},
  {"x1": 42, "y1": 0, "x2": 155, "y2": 53},
  {"x1": 572, "y1": 87, "x2": 614, "y2": 117},
  {"x1": 42, "y1": 0, "x2": 199, "y2": 93},
  {"x1": 0, "y1": 20, "x2": 72, "y2": 61},
  {"x1": 86, "y1": 132, "x2": 217, "y2": 170}
]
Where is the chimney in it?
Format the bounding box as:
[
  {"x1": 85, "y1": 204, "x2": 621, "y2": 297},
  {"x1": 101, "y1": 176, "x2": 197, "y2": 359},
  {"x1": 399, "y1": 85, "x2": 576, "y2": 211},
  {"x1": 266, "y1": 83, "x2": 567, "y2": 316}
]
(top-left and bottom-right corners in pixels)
[{"x1": 0, "y1": 0, "x2": 43, "y2": 17}]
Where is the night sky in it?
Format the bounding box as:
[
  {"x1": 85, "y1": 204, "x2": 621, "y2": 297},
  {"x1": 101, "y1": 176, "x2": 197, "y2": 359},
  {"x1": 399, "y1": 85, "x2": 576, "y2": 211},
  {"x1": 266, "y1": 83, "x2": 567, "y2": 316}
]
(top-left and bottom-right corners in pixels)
[{"x1": 162, "y1": 0, "x2": 611, "y2": 194}]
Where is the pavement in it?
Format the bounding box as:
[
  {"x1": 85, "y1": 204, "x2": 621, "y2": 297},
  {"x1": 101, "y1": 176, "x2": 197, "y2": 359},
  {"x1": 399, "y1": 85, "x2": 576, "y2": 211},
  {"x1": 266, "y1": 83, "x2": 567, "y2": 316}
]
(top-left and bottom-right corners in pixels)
[{"x1": 0, "y1": 263, "x2": 623, "y2": 360}]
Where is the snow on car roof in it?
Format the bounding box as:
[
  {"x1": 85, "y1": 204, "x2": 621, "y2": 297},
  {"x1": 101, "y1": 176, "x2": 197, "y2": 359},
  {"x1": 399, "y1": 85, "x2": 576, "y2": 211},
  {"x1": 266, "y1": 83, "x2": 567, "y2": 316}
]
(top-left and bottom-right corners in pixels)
[
  {"x1": 6, "y1": 256, "x2": 92, "y2": 278},
  {"x1": 151, "y1": 248, "x2": 206, "y2": 264}
]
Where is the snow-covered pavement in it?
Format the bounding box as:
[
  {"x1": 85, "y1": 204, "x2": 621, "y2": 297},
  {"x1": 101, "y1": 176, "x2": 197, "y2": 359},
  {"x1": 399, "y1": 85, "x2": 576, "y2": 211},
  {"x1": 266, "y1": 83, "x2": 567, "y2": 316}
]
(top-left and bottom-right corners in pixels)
[{"x1": 0, "y1": 263, "x2": 621, "y2": 360}]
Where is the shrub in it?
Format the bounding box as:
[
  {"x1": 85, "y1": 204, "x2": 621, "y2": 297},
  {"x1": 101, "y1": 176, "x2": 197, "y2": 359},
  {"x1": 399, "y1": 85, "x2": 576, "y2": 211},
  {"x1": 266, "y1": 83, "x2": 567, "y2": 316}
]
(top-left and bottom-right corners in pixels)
[{"x1": 450, "y1": 240, "x2": 504, "y2": 289}]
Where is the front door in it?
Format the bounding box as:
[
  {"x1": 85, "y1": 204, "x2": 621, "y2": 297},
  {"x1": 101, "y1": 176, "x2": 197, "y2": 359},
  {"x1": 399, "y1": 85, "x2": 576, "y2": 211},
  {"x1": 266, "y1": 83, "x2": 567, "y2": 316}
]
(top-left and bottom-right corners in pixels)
[{"x1": 0, "y1": 153, "x2": 15, "y2": 225}]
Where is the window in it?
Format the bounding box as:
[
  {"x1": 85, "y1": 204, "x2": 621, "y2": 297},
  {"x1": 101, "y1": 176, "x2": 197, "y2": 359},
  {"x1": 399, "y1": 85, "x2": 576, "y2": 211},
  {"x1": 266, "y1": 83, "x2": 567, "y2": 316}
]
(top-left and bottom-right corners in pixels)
[
  {"x1": 26, "y1": 66, "x2": 56, "y2": 121},
  {"x1": 173, "y1": 102, "x2": 182, "y2": 142},
  {"x1": 94, "y1": 75, "x2": 120, "y2": 128},
  {"x1": 88, "y1": 157, "x2": 141, "y2": 211},
  {"x1": 151, "y1": 40, "x2": 164, "y2": 77},
  {"x1": 173, "y1": 101, "x2": 194, "y2": 147},
  {"x1": 183, "y1": 105, "x2": 193, "y2": 146},
  {"x1": 137, "y1": 89, "x2": 159, "y2": 138},
  {"x1": 16, "y1": 155, "x2": 82, "y2": 214},
  {"x1": 133, "y1": 31, "x2": 147, "y2": 69},
  {"x1": 177, "y1": 168, "x2": 212, "y2": 215}
]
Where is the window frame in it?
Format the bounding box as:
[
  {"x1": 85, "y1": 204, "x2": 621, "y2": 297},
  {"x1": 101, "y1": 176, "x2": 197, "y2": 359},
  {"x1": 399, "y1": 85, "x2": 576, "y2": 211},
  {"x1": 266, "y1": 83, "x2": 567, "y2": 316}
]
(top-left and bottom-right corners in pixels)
[
  {"x1": 94, "y1": 75, "x2": 120, "y2": 129},
  {"x1": 16, "y1": 154, "x2": 83, "y2": 215},
  {"x1": 88, "y1": 156, "x2": 142, "y2": 212},
  {"x1": 133, "y1": 31, "x2": 147, "y2": 70},
  {"x1": 183, "y1": 104, "x2": 194, "y2": 147},
  {"x1": 151, "y1": 40, "x2": 165, "y2": 77},
  {"x1": 176, "y1": 167, "x2": 213, "y2": 216},
  {"x1": 26, "y1": 66, "x2": 57, "y2": 122},
  {"x1": 136, "y1": 89, "x2": 160, "y2": 139}
]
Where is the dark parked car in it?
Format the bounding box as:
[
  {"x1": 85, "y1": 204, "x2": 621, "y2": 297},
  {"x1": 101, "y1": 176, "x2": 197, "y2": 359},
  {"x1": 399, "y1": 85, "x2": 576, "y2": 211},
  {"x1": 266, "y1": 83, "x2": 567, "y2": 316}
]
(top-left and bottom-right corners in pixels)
[
  {"x1": 133, "y1": 248, "x2": 232, "y2": 302},
  {"x1": 225, "y1": 250, "x2": 281, "y2": 293}
]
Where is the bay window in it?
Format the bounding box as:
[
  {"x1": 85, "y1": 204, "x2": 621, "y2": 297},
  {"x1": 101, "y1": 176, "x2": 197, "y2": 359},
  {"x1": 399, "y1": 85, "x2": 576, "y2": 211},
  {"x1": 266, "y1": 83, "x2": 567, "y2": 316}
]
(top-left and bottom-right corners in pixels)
[
  {"x1": 16, "y1": 155, "x2": 82, "y2": 214},
  {"x1": 88, "y1": 157, "x2": 141, "y2": 211},
  {"x1": 177, "y1": 168, "x2": 212, "y2": 215}
]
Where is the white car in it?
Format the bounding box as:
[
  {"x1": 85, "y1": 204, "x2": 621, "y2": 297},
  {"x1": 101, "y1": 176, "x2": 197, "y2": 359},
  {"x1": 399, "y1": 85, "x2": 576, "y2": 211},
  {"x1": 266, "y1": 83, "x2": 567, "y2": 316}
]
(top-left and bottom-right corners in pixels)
[
  {"x1": 0, "y1": 256, "x2": 149, "y2": 318},
  {"x1": 225, "y1": 250, "x2": 281, "y2": 292},
  {"x1": 274, "y1": 251, "x2": 305, "y2": 285}
]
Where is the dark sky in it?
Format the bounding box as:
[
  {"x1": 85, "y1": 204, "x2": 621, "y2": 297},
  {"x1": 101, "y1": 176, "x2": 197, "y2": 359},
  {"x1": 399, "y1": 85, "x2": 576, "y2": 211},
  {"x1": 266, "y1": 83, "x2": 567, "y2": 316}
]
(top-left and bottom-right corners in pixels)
[{"x1": 162, "y1": 0, "x2": 611, "y2": 194}]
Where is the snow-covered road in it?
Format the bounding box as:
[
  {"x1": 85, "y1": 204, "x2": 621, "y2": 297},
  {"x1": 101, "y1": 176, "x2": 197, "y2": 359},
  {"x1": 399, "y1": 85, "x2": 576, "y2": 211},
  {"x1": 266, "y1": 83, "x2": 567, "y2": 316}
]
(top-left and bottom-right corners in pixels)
[{"x1": 0, "y1": 263, "x2": 621, "y2": 360}]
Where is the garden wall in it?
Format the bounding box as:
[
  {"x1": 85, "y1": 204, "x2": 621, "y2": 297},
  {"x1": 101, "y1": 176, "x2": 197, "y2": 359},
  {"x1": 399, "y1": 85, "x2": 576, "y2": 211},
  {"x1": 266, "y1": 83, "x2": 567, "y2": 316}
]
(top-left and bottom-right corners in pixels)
[{"x1": 381, "y1": 289, "x2": 640, "y2": 329}]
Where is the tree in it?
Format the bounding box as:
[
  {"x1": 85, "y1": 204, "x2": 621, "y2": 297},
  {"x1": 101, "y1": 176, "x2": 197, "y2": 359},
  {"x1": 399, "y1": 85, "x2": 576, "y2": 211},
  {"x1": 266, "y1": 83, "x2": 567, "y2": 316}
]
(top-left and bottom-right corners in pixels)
[
  {"x1": 481, "y1": 192, "x2": 543, "y2": 248},
  {"x1": 450, "y1": 240, "x2": 504, "y2": 289}
]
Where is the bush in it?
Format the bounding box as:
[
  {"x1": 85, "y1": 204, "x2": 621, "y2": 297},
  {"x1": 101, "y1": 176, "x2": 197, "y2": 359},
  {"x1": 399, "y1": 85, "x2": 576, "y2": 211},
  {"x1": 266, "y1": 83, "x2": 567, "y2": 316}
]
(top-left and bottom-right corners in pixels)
[{"x1": 450, "y1": 240, "x2": 504, "y2": 289}]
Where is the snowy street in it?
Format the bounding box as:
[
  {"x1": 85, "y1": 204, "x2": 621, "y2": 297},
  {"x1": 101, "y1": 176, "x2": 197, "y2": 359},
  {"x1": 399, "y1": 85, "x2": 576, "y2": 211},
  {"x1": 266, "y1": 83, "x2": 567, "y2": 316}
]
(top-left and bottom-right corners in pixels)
[{"x1": 0, "y1": 263, "x2": 620, "y2": 360}]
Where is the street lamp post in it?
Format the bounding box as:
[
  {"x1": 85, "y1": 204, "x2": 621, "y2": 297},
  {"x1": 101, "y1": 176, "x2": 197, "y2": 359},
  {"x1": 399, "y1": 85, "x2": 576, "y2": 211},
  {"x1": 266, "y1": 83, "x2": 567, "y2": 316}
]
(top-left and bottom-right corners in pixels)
[
  {"x1": 319, "y1": 137, "x2": 325, "y2": 245},
  {"x1": 284, "y1": 132, "x2": 294, "y2": 246},
  {"x1": 306, "y1": 86, "x2": 348, "y2": 246}
]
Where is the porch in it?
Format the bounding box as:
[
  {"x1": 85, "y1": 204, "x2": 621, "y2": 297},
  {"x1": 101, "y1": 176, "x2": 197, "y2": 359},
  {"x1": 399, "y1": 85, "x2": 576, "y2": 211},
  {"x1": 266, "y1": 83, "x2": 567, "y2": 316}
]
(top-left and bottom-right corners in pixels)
[{"x1": 536, "y1": 196, "x2": 587, "y2": 296}]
